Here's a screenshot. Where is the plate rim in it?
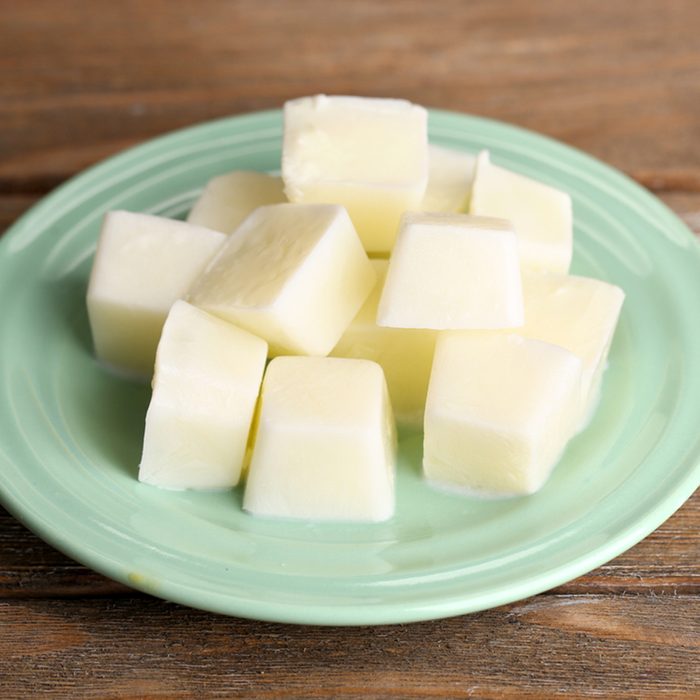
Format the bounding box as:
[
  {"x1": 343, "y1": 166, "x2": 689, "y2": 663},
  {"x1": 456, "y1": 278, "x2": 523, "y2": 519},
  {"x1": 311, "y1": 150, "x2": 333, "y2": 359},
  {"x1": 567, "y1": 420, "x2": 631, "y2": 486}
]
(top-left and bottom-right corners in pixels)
[{"x1": 1, "y1": 108, "x2": 699, "y2": 625}]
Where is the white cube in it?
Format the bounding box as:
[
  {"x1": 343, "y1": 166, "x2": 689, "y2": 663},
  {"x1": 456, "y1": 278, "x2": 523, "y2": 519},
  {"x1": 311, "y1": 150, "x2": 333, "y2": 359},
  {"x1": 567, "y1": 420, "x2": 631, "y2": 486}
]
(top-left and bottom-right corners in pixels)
[
  {"x1": 187, "y1": 170, "x2": 286, "y2": 233},
  {"x1": 421, "y1": 144, "x2": 476, "y2": 213},
  {"x1": 377, "y1": 212, "x2": 524, "y2": 330},
  {"x1": 282, "y1": 95, "x2": 428, "y2": 254},
  {"x1": 139, "y1": 301, "x2": 268, "y2": 490},
  {"x1": 424, "y1": 333, "x2": 582, "y2": 496},
  {"x1": 519, "y1": 273, "x2": 625, "y2": 422},
  {"x1": 331, "y1": 260, "x2": 437, "y2": 425},
  {"x1": 87, "y1": 211, "x2": 226, "y2": 379},
  {"x1": 470, "y1": 151, "x2": 573, "y2": 273},
  {"x1": 243, "y1": 357, "x2": 396, "y2": 522},
  {"x1": 188, "y1": 203, "x2": 376, "y2": 356}
]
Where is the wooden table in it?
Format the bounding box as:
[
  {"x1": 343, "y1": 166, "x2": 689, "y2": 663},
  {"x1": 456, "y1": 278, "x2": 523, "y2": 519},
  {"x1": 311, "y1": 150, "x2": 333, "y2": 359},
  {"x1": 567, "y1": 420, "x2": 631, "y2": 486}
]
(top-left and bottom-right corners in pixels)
[{"x1": 1, "y1": 2, "x2": 698, "y2": 697}]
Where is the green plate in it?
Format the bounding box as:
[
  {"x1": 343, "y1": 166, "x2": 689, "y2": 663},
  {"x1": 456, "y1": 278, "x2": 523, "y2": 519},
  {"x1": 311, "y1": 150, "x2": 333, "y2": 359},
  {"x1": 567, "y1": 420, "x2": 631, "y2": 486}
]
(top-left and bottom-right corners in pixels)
[{"x1": 1, "y1": 110, "x2": 699, "y2": 625}]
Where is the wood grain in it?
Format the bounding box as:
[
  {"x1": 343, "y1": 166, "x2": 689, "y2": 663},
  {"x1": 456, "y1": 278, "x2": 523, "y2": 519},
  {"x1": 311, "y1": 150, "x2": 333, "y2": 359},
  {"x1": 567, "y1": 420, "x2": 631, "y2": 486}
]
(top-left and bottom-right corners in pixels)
[
  {"x1": 1, "y1": 1, "x2": 699, "y2": 697},
  {"x1": 1, "y1": 0, "x2": 700, "y2": 191},
  {"x1": 0, "y1": 595, "x2": 698, "y2": 698},
  {"x1": 0, "y1": 195, "x2": 39, "y2": 232}
]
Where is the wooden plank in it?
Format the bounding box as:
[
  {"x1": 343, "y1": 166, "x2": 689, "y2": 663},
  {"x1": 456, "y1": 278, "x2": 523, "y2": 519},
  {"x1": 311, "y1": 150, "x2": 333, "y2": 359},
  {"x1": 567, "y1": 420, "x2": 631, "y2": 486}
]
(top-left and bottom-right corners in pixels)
[
  {"x1": 555, "y1": 490, "x2": 700, "y2": 594},
  {"x1": 0, "y1": 594, "x2": 697, "y2": 698},
  {"x1": 658, "y1": 192, "x2": 700, "y2": 235},
  {"x1": 1, "y1": 1, "x2": 700, "y2": 189},
  {"x1": 1, "y1": 491, "x2": 697, "y2": 599},
  {"x1": 0, "y1": 195, "x2": 39, "y2": 233}
]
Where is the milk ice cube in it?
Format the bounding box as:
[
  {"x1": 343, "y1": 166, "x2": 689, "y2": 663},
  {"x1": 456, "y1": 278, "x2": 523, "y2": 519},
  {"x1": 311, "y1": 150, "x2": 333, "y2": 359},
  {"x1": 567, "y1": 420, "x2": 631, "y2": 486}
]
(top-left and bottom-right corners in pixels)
[
  {"x1": 519, "y1": 273, "x2": 625, "y2": 422},
  {"x1": 377, "y1": 212, "x2": 524, "y2": 330},
  {"x1": 331, "y1": 260, "x2": 437, "y2": 425},
  {"x1": 187, "y1": 171, "x2": 286, "y2": 233},
  {"x1": 282, "y1": 95, "x2": 428, "y2": 254},
  {"x1": 424, "y1": 333, "x2": 582, "y2": 496},
  {"x1": 86, "y1": 211, "x2": 226, "y2": 379},
  {"x1": 470, "y1": 151, "x2": 573, "y2": 273},
  {"x1": 421, "y1": 144, "x2": 476, "y2": 213},
  {"x1": 139, "y1": 301, "x2": 268, "y2": 490},
  {"x1": 188, "y1": 203, "x2": 376, "y2": 356},
  {"x1": 243, "y1": 357, "x2": 396, "y2": 522}
]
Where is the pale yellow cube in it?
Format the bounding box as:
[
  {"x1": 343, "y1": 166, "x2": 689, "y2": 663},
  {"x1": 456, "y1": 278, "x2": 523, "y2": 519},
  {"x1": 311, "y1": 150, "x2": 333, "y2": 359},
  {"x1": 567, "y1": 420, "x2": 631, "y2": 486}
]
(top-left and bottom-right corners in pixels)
[
  {"x1": 243, "y1": 357, "x2": 397, "y2": 522},
  {"x1": 139, "y1": 301, "x2": 268, "y2": 490},
  {"x1": 470, "y1": 151, "x2": 573, "y2": 273},
  {"x1": 377, "y1": 212, "x2": 524, "y2": 330},
  {"x1": 187, "y1": 171, "x2": 286, "y2": 233},
  {"x1": 188, "y1": 203, "x2": 376, "y2": 356},
  {"x1": 518, "y1": 273, "x2": 625, "y2": 422},
  {"x1": 331, "y1": 260, "x2": 436, "y2": 425},
  {"x1": 86, "y1": 211, "x2": 226, "y2": 379},
  {"x1": 421, "y1": 144, "x2": 476, "y2": 213},
  {"x1": 424, "y1": 333, "x2": 582, "y2": 496},
  {"x1": 282, "y1": 95, "x2": 428, "y2": 254}
]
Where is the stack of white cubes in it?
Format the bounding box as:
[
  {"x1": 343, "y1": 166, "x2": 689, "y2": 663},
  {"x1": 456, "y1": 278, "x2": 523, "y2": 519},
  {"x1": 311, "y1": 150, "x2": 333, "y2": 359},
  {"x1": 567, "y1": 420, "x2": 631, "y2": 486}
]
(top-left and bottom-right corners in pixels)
[{"x1": 86, "y1": 94, "x2": 624, "y2": 522}]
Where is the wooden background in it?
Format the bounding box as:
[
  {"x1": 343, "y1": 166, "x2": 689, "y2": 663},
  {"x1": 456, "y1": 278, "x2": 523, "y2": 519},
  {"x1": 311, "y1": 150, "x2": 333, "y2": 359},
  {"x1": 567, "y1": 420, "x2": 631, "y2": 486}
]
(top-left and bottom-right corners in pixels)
[{"x1": 1, "y1": 1, "x2": 699, "y2": 697}]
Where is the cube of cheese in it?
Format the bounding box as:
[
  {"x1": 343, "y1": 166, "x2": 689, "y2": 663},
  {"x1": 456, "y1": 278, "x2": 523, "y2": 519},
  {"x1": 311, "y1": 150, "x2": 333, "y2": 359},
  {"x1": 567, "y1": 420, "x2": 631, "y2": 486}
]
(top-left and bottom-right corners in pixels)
[
  {"x1": 421, "y1": 144, "x2": 476, "y2": 213},
  {"x1": 187, "y1": 171, "x2": 286, "y2": 233},
  {"x1": 470, "y1": 151, "x2": 573, "y2": 274},
  {"x1": 282, "y1": 95, "x2": 428, "y2": 254},
  {"x1": 188, "y1": 203, "x2": 376, "y2": 356},
  {"x1": 87, "y1": 211, "x2": 226, "y2": 379},
  {"x1": 519, "y1": 273, "x2": 625, "y2": 423},
  {"x1": 377, "y1": 212, "x2": 524, "y2": 330},
  {"x1": 139, "y1": 301, "x2": 267, "y2": 490},
  {"x1": 424, "y1": 333, "x2": 582, "y2": 496},
  {"x1": 331, "y1": 260, "x2": 437, "y2": 425},
  {"x1": 243, "y1": 357, "x2": 396, "y2": 522}
]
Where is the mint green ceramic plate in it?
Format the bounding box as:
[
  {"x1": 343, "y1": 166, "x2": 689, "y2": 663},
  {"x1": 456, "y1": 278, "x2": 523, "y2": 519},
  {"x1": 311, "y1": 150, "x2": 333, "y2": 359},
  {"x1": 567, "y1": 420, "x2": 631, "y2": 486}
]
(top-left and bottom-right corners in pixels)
[{"x1": 1, "y1": 110, "x2": 699, "y2": 625}]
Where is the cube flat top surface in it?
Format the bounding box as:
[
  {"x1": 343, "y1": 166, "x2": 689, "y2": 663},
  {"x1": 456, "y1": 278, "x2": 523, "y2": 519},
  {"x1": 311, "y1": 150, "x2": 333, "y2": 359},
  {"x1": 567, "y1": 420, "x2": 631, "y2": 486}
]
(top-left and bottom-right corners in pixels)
[
  {"x1": 283, "y1": 95, "x2": 427, "y2": 186},
  {"x1": 379, "y1": 215, "x2": 523, "y2": 329},
  {"x1": 260, "y1": 356, "x2": 385, "y2": 427},
  {"x1": 427, "y1": 333, "x2": 581, "y2": 430},
  {"x1": 189, "y1": 203, "x2": 342, "y2": 308},
  {"x1": 89, "y1": 211, "x2": 225, "y2": 308}
]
